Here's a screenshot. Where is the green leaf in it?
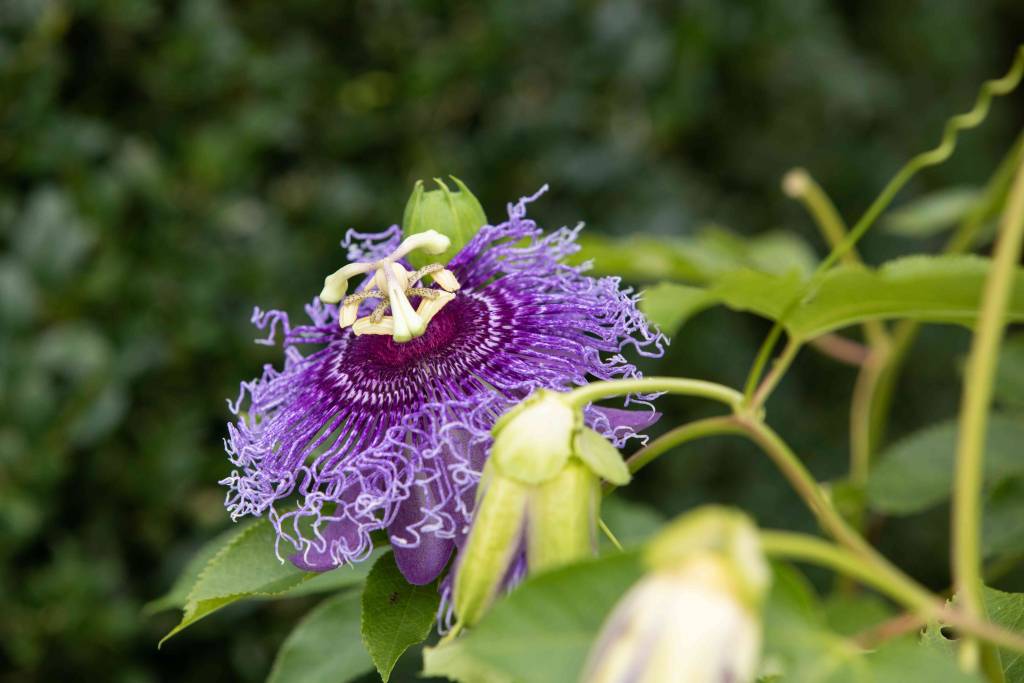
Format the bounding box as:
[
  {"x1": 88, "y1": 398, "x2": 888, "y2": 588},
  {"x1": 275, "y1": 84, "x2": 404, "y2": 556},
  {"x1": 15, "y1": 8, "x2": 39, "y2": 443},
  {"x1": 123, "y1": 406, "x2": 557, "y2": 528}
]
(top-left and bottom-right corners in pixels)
[
  {"x1": 996, "y1": 334, "x2": 1024, "y2": 411},
  {"x1": 640, "y1": 282, "x2": 716, "y2": 335},
  {"x1": 576, "y1": 234, "x2": 708, "y2": 282},
  {"x1": 422, "y1": 640, "x2": 514, "y2": 683},
  {"x1": 360, "y1": 550, "x2": 440, "y2": 682},
  {"x1": 267, "y1": 591, "x2": 373, "y2": 683},
  {"x1": 598, "y1": 496, "x2": 665, "y2": 551},
  {"x1": 159, "y1": 520, "x2": 374, "y2": 645},
  {"x1": 707, "y1": 255, "x2": 1024, "y2": 340},
  {"x1": 145, "y1": 522, "x2": 251, "y2": 613},
  {"x1": 984, "y1": 587, "x2": 1024, "y2": 682},
  {"x1": 822, "y1": 593, "x2": 893, "y2": 637},
  {"x1": 867, "y1": 415, "x2": 1024, "y2": 515},
  {"x1": 984, "y1": 478, "x2": 1024, "y2": 558},
  {"x1": 424, "y1": 551, "x2": 644, "y2": 683},
  {"x1": 576, "y1": 226, "x2": 817, "y2": 284},
  {"x1": 884, "y1": 186, "x2": 981, "y2": 237},
  {"x1": 639, "y1": 255, "x2": 1024, "y2": 341},
  {"x1": 868, "y1": 638, "x2": 984, "y2": 683}
]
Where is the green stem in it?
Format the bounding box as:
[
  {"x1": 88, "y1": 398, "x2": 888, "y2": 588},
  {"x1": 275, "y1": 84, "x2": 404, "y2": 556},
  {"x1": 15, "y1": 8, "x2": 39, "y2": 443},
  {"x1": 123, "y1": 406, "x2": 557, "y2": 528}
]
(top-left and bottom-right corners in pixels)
[
  {"x1": 579, "y1": 380, "x2": 1024, "y2": 658},
  {"x1": 749, "y1": 336, "x2": 802, "y2": 410},
  {"x1": 850, "y1": 338, "x2": 892, "y2": 488},
  {"x1": 623, "y1": 416, "x2": 741, "y2": 476},
  {"x1": 782, "y1": 168, "x2": 889, "y2": 348},
  {"x1": 783, "y1": 169, "x2": 860, "y2": 265},
  {"x1": 760, "y1": 531, "x2": 934, "y2": 613},
  {"x1": 566, "y1": 377, "x2": 744, "y2": 411},
  {"x1": 864, "y1": 321, "x2": 919, "y2": 455},
  {"x1": 580, "y1": 372, "x2": 1024, "y2": 665},
  {"x1": 583, "y1": 376, "x2": 900, "y2": 587},
  {"x1": 598, "y1": 519, "x2": 624, "y2": 551},
  {"x1": 952, "y1": 152, "x2": 1024, "y2": 677},
  {"x1": 762, "y1": 531, "x2": 1024, "y2": 655},
  {"x1": 743, "y1": 323, "x2": 786, "y2": 403},
  {"x1": 780, "y1": 166, "x2": 895, "y2": 497},
  {"x1": 733, "y1": 415, "x2": 882, "y2": 561},
  {"x1": 947, "y1": 128, "x2": 1024, "y2": 255},
  {"x1": 868, "y1": 129, "x2": 1024, "y2": 451}
]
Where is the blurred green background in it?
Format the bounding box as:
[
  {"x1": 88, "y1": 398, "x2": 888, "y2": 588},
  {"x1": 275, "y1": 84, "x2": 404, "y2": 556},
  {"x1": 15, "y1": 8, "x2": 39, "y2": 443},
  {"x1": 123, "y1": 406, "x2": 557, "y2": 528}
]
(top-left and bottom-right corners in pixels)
[{"x1": 2, "y1": 1, "x2": 1023, "y2": 680}]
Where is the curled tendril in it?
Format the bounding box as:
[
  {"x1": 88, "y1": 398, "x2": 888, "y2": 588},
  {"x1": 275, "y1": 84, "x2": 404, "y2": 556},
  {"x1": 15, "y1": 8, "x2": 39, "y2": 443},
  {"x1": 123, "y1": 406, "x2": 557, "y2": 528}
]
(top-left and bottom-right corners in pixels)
[
  {"x1": 744, "y1": 45, "x2": 1024, "y2": 400},
  {"x1": 821, "y1": 44, "x2": 1024, "y2": 276}
]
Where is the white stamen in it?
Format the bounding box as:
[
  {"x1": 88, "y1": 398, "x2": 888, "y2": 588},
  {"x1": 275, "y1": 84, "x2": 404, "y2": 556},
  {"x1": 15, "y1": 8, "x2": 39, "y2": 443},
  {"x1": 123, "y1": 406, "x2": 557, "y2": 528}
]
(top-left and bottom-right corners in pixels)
[
  {"x1": 416, "y1": 290, "x2": 456, "y2": 326},
  {"x1": 320, "y1": 233, "x2": 462, "y2": 342},
  {"x1": 338, "y1": 300, "x2": 360, "y2": 328},
  {"x1": 320, "y1": 262, "x2": 373, "y2": 303},
  {"x1": 432, "y1": 268, "x2": 461, "y2": 292},
  {"x1": 352, "y1": 317, "x2": 394, "y2": 336}
]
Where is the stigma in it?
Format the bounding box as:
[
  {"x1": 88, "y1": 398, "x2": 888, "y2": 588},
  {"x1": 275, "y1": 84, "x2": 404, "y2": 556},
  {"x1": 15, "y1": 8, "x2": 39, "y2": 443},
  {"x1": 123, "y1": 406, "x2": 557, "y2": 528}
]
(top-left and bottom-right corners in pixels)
[{"x1": 318, "y1": 230, "x2": 462, "y2": 343}]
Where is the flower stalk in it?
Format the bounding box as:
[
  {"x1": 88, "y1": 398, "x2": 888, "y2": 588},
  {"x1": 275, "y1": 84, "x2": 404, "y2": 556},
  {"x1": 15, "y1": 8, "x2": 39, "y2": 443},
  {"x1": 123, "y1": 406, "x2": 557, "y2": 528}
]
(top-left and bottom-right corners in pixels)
[
  {"x1": 952, "y1": 151, "x2": 1024, "y2": 678},
  {"x1": 566, "y1": 377, "x2": 744, "y2": 412},
  {"x1": 581, "y1": 370, "x2": 1024, "y2": 661}
]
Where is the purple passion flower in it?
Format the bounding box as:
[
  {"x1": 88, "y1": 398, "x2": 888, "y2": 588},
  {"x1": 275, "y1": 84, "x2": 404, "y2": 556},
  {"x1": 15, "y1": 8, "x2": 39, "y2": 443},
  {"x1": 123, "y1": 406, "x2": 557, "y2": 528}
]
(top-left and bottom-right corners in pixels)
[{"x1": 222, "y1": 187, "x2": 665, "y2": 585}]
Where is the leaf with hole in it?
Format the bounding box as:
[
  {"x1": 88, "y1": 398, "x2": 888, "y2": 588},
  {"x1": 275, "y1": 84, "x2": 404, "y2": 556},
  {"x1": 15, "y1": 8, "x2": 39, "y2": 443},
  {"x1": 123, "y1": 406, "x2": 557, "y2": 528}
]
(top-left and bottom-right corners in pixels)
[{"x1": 766, "y1": 565, "x2": 981, "y2": 682}]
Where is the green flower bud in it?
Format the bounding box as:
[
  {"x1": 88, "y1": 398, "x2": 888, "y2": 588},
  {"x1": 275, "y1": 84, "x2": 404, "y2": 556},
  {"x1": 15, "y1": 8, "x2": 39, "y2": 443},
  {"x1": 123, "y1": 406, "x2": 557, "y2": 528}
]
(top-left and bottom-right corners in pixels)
[
  {"x1": 582, "y1": 506, "x2": 769, "y2": 683},
  {"x1": 452, "y1": 390, "x2": 634, "y2": 627},
  {"x1": 527, "y1": 458, "x2": 598, "y2": 572},
  {"x1": 491, "y1": 390, "x2": 580, "y2": 485},
  {"x1": 452, "y1": 461, "x2": 529, "y2": 628},
  {"x1": 401, "y1": 176, "x2": 487, "y2": 268}
]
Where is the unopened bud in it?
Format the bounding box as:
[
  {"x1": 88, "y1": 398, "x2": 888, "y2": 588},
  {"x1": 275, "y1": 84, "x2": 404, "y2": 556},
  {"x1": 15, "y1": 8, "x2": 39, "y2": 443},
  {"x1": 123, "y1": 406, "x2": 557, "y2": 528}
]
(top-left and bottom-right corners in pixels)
[
  {"x1": 527, "y1": 459, "x2": 598, "y2": 572},
  {"x1": 452, "y1": 390, "x2": 633, "y2": 627},
  {"x1": 491, "y1": 390, "x2": 579, "y2": 485},
  {"x1": 402, "y1": 177, "x2": 487, "y2": 268},
  {"x1": 452, "y1": 463, "x2": 529, "y2": 627}
]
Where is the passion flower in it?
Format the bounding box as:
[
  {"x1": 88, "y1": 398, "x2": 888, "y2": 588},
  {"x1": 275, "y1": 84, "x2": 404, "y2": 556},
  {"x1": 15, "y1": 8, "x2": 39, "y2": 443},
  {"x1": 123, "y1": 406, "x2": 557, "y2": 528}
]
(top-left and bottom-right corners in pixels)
[{"x1": 222, "y1": 185, "x2": 664, "y2": 586}]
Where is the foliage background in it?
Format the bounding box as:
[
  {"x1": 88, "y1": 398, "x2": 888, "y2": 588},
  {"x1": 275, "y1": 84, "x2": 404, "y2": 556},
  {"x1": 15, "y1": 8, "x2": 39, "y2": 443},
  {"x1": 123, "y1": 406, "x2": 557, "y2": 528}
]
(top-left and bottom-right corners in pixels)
[{"x1": 2, "y1": 0, "x2": 1023, "y2": 680}]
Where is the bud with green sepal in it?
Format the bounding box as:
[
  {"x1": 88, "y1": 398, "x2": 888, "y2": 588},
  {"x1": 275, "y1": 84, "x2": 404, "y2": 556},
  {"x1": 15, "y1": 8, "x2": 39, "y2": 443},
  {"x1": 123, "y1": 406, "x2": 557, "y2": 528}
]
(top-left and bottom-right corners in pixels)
[
  {"x1": 581, "y1": 506, "x2": 769, "y2": 683},
  {"x1": 452, "y1": 390, "x2": 631, "y2": 628},
  {"x1": 402, "y1": 176, "x2": 488, "y2": 268}
]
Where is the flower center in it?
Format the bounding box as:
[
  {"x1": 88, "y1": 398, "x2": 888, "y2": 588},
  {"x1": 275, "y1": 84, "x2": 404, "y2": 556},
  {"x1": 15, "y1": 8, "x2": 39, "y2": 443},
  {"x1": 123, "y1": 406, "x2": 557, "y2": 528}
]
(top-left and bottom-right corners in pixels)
[{"x1": 319, "y1": 230, "x2": 462, "y2": 343}]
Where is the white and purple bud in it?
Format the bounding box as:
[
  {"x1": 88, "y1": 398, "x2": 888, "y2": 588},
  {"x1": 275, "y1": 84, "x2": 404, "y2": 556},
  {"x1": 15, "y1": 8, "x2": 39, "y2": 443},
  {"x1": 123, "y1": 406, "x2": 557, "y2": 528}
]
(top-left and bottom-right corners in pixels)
[
  {"x1": 452, "y1": 390, "x2": 631, "y2": 627},
  {"x1": 581, "y1": 506, "x2": 769, "y2": 683}
]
